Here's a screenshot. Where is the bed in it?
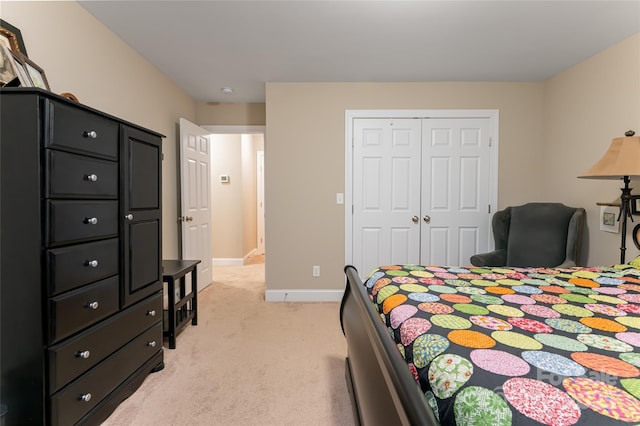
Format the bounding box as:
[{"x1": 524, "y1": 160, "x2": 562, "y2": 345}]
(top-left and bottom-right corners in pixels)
[{"x1": 340, "y1": 262, "x2": 640, "y2": 425}]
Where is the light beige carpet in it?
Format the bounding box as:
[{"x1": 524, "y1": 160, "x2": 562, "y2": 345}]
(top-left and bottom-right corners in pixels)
[{"x1": 102, "y1": 261, "x2": 355, "y2": 426}]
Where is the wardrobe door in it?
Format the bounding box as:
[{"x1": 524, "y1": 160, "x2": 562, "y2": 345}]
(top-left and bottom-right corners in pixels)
[{"x1": 121, "y1": 125, "x2": 162, "y2": 307}]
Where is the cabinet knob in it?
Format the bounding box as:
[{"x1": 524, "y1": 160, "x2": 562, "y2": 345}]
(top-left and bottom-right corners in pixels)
[
  {"x1": 86, "y1": 301, "x2": 99, "y2": 310},
  {"x1": 147, "y1": 341, "x2": 157, "y2": 348},
  {"x1": 86, "y1": 260, "x2": 99, "y2": 268},
  {"x1": 84, "y1": 217, "x2": 98, "y2": 225},
  {"x1": 147, "y1": 310, "x2": 156, "y2": 317},
  {"x1": 80, "y1": 393, "x2": 92, "y2": 402},
  {"x1": 85, "y1": 174, "x2": 98, "y2": 182},
  {"x1": 76, "y1": 350, "x2": 91, "y2": 359},
  {"x1": 83, "y1": 130, "x2": 98, "y2": 139},
  {"x1": 125, "y1": 213, "x2": 134, "y2": 221}
]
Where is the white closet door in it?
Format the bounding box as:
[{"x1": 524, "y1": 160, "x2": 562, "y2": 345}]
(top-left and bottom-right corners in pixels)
[
  {"x1": 352, "y1": 118, "x2": 422, "y2": 276},
  {"x1": 421, "y1": 118, "x2": 492, "y2": 266}
]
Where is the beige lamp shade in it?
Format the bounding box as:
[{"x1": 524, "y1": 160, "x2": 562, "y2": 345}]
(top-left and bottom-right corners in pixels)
[{"x1": 579, "y1": 135, "x2": 640, "y2": 179}]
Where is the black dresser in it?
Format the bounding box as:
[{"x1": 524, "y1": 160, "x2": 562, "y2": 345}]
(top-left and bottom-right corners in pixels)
[{"x1": 0, "y1": 89, "x2": 164, "y2": 425}]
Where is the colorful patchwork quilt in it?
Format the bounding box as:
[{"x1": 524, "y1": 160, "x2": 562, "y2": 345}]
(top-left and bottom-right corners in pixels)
[{"x1": 364, "y1": 264, "x2": 640, "y2": 425}]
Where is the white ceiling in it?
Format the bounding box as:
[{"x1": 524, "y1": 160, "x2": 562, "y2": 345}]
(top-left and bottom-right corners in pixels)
[{"x1": 79, "y1": 1, "x2": 640, "y2": 103}]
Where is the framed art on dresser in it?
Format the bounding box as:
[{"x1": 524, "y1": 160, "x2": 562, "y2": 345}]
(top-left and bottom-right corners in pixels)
[{"x1": 0, "y1": 19, "x2": 28, "y2": 56}]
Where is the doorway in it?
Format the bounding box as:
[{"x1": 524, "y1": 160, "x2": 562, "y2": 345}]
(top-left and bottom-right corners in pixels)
[{"x1": 203, "y1": 126, "x2": 266, "y2": 266}]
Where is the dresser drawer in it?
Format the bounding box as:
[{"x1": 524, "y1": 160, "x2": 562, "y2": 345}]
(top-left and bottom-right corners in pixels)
[
  {"x1": 45, "y1": 99, "x2": 119, "y2": 160},
  {"x1": 46, "y1": 150, "x2": 118, "y2": 199},
  {"x1": 47, "y1": 200, "x2": 118, "y2": 247},
  {"x1": 50, "y1": 322, "x2": 162, "y2": 426},
  {"x1": 47, "y1": 239, "x2": 119, "y2": 296},
  {"x1": 48, "y1": 292, "x2": 162, "y2": 393},
  {"x1": 49, "y1": 276, "x2": 119, "y2": 343}
]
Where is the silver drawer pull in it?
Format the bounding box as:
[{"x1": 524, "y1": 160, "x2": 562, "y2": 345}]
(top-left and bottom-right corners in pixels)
[
  {"x1": 76, "y1": 350, "x2": 91, "y2": 359},
  {"x1": 80, "y1": 393, "x2": 92, "y2": 402},
  {"x1": 147, "y1": 341, "x2": 157, "y2": 348},
  {"x1": 86, "y1": 260, "x2": 99, "y2": 268},
  {"x1": 147, "y1": 310, "x2": 156, "y2": 317},
  {"x1": 125, "y1": 213, "x2": 134, "y2": 221},
  {"x1": 84, "y1": 217, "x2": 98, "y2": 225},
  {"x1": 86, "y1": 301, "x2": 99, "y2": 310},
  {"x1": 83, "y1": 130, "x2": 97, "y2": 139},
  {"x1": 85, "y1": 174, "x2": 98, "y2": 182}
]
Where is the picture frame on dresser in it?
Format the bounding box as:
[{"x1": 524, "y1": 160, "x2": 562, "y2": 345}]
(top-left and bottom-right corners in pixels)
[
  {"x1": 8, "y1": 49, "x2": 33, "y2": 87},
  {"x1": 17, "y1": 52, "x2": 49, "y2": 90},
  {"x1": 0, "y1": 44, "x2": 32, "y2": 87},
  {"x1": 0, "y1": 44, "x2": 19, "y2": 86},
  {"x1": 0, "y1": 19, "x2": 28, "y2": 56}
]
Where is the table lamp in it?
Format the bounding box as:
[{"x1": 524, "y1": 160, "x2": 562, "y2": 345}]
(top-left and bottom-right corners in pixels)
[{"x1": 579, "y1": 130, "x2": 640, "y2": 263}]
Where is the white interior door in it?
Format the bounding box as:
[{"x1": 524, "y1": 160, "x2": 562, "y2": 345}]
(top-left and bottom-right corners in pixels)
[
  {"x1": 256, "y1": 150, "x2": 265, "y2": 255},
  {"x1": 352, "y1": 118, "x2": 422, "y2": 276},
  {"x1": 421, "y1": 119, "x2": 492, "y2": 265},
  {"x1": 179, "y1": 118, "x2": 213, "y2": 290}
]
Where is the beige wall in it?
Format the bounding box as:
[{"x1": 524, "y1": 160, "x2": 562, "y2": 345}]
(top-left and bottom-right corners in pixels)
[
  {"x1": 265, "y1": 82, "x2": 546, "y2": 291},
  {"x1": 211, "y1": 134, "x2": 244, "y2": 258},
  {"x1": 196, "y1": 102, "x2": 266, "y2": 126},
  {"x1": 2, "y1": 1, "x2": 197, "y2": 259},
  {"x1": 543, "y1": 33, "x2": 640, "y2": 266},
  {"x1": 210, "y1": 134, "x2": 263, "y2": 260}
]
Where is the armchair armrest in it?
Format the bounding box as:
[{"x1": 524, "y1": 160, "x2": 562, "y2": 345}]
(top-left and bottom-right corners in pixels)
[
  {"x1": 470, "y1": 249, "x2": 507, "y2": 267},
  {"x1": 556, "y1": 259, "x2": 576, "y2": 268}
]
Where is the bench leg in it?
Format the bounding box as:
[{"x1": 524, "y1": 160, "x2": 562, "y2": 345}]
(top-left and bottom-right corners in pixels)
[
  {"x1": 167, "y1": 278, "x2": 177, "y2": 349},
  {"x1": 192, "y1": 266, "x2": 198, "y2": 326}
]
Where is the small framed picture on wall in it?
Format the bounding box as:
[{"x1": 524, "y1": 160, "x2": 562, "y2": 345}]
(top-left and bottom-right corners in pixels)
[
  {"x1": 600, "y1": 205, "x2": 620, "y2": 233},
  {"x1": 631, "y1": 196, "x2": 640, "y2": 215}
]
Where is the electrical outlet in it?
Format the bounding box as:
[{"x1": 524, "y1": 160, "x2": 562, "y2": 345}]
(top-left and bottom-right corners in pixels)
[{"x1": 312, "y1": 265, "x2": 320, "y2": 277}]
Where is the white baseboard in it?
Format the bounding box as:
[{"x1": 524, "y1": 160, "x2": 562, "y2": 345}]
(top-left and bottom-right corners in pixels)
[
  {"x1": 212, "y1": 249, "x2": 258, "y2": 267},
  {"x1": 265, "y1": 289, "x2": 344, "y2": 302},
  {"x1": 213, "y1": 258, "x2": 244, "y2": 266}
]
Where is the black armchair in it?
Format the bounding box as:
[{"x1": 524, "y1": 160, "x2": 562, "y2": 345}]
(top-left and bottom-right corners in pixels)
[{"x1": 470, "y1": 202, "x2": 586, "y2": 268}]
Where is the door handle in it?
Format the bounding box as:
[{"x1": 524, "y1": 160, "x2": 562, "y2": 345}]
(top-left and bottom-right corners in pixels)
[
  {"x1": 412, "y1": 216, "x2": 419, "y2": 224},
  {"x1": 424, "y1": 215, "x2": 431, "y2": 223}
]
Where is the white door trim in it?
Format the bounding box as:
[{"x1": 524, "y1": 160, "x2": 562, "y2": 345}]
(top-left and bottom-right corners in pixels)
[
  {"x1": 256, "y1": 150, "x2": 265, "y2": 254},
  {"x1": 345, "y1": 109, "x2": 500, "y2": 269},
  {"x1": 202, "y1": 125, "x2": 266, "y2": 134}
]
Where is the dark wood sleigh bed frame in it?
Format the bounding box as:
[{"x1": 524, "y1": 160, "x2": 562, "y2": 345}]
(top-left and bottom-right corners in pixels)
[{"x1": 340, "y1": 265, "x2": 440, "y2": 426}]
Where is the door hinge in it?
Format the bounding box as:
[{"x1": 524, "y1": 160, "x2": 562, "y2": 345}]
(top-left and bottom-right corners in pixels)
[
  {"x1": 488, "y1": 205, "x2": 491, "y2": 214},
  {"x1": 489, "y1": 137, "x2": 492, "y2": 147}
]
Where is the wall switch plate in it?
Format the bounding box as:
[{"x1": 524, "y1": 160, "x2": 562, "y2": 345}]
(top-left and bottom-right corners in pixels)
[
  {"x1": 336, "y1": 193, "x2": 344, "y2": 204},
  {"x1": 312, "y1": 265, "x2": 320, "y2": 277}
]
